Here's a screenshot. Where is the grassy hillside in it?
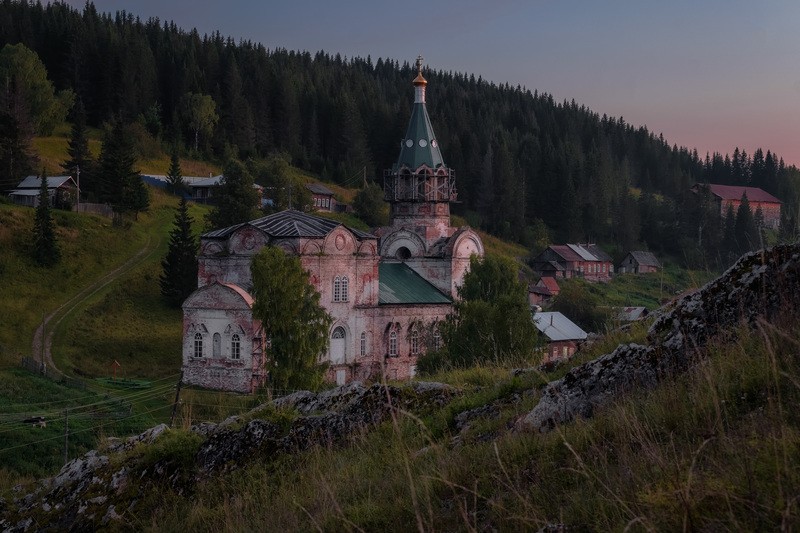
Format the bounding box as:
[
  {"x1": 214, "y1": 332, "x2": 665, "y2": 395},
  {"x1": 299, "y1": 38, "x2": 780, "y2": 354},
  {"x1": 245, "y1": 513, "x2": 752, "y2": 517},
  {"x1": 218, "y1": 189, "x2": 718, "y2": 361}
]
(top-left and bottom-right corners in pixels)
[{"x1": 4, "y1": 312, "x2": 793, "y2": 530}]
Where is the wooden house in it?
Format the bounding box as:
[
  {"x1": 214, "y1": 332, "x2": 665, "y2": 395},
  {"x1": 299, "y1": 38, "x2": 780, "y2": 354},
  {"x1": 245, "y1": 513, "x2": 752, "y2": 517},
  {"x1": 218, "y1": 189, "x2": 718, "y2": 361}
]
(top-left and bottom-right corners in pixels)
[
  {"x1": 531, "y1": 244, "x2": 614, "y2": 281},
  {"x1": 528, "y1": 276, "x2": 560, "y2": 306},
  {"x1": 692, "y1": 183, "x2": 782, "y2": 229},
  {"x1": 8, "y1": 175, "x2": 77, "y2": 208},
  {"x1": 533, "y1": 311, "x2": 587, "y2": 363},
  {"x1": 618, "y1": 251, "x2": 661, "y2": 274},
  {"x1": 306, "y1": 183, "x2": 336, "y2": 212}
]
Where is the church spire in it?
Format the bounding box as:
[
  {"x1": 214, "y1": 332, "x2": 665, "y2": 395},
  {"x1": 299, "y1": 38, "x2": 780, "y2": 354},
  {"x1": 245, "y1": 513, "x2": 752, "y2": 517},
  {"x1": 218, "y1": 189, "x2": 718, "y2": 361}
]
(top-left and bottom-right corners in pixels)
[
  {"x1": 413, "y1": 54, "x2": 427, "y2": 104},
  {"x1": 394, "y1": 56, "x2": 445, "y2": 171}
]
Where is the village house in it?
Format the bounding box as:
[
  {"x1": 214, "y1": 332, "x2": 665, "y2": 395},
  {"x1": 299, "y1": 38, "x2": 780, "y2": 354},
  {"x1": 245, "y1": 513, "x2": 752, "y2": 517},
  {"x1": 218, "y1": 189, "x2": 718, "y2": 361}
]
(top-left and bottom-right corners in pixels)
[
  {"x1": 618, "y1": 251, "x2": 661, "y2": 274},
  {"x1": 7, "y1": 175, "x2": 77, "y2": 208},
  {"x1": 692, "y1": 183, "x2": 782, "y2": 229},
  {"x1": 533, "y1": 311, "x2": 587, "y2": 364},
  {"x1": 530, "y1": 244, "x2": 614, "y2": 281},
  {"x1": 181, "y1": 57, "x2": 484, "y2": 392},
  {"x1": 528, "y1": 276, "x2": 560, "y2": 307},
  {"x1": 306, "y1": 183, "x2": 336, "y2": 212}
]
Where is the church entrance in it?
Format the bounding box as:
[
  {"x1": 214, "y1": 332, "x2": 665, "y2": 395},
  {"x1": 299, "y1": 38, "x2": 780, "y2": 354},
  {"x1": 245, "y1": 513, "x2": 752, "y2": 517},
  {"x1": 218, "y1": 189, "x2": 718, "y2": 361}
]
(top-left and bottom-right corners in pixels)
[{"x1": 330, "y1": 327, "x2": 346, "y2": 365}]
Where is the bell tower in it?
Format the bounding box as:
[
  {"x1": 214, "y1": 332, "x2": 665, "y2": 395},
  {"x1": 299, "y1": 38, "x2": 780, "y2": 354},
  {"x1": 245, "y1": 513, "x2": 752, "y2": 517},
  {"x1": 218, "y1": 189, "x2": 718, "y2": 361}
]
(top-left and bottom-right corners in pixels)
[{"x1": 383, "y1": 56, "x2": 457, "y2": 245}]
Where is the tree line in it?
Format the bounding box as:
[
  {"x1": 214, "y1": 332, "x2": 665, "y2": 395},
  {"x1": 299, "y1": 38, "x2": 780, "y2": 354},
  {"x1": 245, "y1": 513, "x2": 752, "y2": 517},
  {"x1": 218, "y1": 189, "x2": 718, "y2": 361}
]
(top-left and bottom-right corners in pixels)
[{"x1": 1, "y1": 0, "x2": 799, "y2": 269}]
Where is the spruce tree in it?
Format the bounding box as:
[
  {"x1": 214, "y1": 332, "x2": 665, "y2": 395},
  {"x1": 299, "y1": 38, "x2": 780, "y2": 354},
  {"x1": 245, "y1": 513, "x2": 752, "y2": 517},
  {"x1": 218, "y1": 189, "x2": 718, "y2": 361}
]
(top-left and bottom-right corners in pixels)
[
  {"x1": 734, "y1": 193, "x2": 759, "y2": 253},
  {"x1": 160, "y1": 197, "x2": 198, "y2": 307},
  {"x1": 206, "y1": 159, "x2": 259, "y2": 229},
  {"x1": 166, "y1": 144, "x2": 183, "y2": 194},
  {"x1": 32, "y1": 170, "x2": 60, "y2": 266},
  {"x1": 62, "y1": 99, "x2": 93, "y2": 200},
  {"x1": 98, "y1": 118, "x2": 149, "y2": 221}
]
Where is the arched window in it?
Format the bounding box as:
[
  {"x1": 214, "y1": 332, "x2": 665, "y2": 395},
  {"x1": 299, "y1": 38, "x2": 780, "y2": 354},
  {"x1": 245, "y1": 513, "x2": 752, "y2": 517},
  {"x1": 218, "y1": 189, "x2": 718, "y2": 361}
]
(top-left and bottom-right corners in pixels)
[
  {"x1": 333, "y1": 276, "x2": 341, "y2": 302},
  {"x1": 213, "y1": 333, "x2": 221, "y2": 358},
  {"x1": 360, "y1": 332, "x2": 366, "y2": 357},
  {"x1": 433, "y1": 329, "x2": 441, "y2": 351},
  {"x1": 332, "y1": 327, "x2": 346, "y2": 339},
  {"x1": 410, "y1": 329, "x2": 419, "y2": 355},
  {"x1": 231, "y1": 334, "x2": 241, "y2": 360},
  {"x1": 341, "y1": 276, "x2": 349, "y2": 301},
  {"x1": 194, "y1": 333, "x2": 203, "y2": 358},
  {"x1": 389, "y1": 330, "x2": 398, "y2": 357}
]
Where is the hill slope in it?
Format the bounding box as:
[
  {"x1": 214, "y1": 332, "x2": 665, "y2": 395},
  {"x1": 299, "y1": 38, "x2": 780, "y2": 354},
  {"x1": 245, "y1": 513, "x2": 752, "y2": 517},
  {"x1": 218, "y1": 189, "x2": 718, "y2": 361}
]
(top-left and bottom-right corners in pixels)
[{"x1": 5, "y1": 245, "x2": 799, "y2": 531}]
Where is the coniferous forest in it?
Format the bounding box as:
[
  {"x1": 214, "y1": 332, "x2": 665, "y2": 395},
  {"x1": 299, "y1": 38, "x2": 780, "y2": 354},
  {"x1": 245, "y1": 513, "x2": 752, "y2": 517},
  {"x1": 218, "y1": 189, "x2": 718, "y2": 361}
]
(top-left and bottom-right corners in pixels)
[{"x1": 1, "y1": 0, "x2": 799, "y2": 269}]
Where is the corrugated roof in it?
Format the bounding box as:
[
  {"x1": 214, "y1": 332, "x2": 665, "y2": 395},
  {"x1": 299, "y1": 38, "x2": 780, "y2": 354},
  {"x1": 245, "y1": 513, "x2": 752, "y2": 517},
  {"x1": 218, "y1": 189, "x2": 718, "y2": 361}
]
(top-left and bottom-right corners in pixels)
[
  {"x1": 585, "y1": 244, "x2": 613, "y2": 262},
  {"x1": 706, "y1": 184, "x2": 782, "y2": 204},
  {"x1": 17, "y1": 175, "x2": 74, "y2": 189},
  {"x1": 8, "y1": 189, "x2": 42, "y2": 196},
  {"x1": 306, "y1": 183, "x2": 335, "y2": 196},
  {"x1": 628, "y1": 251, "x2": 660, "y2": 267},
  {"x1": 566, "y1": 244, "x2": 597, "y2": 261},
  {"x1": 549, "y1": 245, "x2": 583, "y2": 262},
  {"x1": 533, "y1": 312, "x2": 587, "y2": 342},
  {"x1": 538, "y1": 276, "x2": 560, "y2": 292},
  {"x1": 203, "y1": 209, "x2": 375, "y2": 241},
  {"x1": 378, "y1": 262, "x2": 451, "y2": 304}
]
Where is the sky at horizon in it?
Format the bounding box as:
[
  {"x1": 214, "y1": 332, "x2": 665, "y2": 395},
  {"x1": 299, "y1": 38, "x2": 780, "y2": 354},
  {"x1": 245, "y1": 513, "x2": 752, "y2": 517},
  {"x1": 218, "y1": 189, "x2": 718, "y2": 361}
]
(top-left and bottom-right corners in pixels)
[{"x1": 69, "y1": 1, "x2": 800, "y2": 166}]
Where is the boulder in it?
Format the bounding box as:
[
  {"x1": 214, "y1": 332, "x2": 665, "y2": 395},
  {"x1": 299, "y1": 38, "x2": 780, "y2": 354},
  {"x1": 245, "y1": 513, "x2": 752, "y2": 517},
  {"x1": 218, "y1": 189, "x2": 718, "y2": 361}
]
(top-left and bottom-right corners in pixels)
[{"x1": 520, "y1": 245, "x2": 800, "y2": 432}]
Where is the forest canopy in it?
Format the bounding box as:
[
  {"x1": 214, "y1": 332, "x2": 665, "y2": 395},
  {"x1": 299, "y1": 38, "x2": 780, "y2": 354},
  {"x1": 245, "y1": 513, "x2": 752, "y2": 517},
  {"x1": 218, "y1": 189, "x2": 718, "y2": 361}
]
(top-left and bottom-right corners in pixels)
[{"x1": 1, "y1": 0, "x2": 798, "y2": 268}]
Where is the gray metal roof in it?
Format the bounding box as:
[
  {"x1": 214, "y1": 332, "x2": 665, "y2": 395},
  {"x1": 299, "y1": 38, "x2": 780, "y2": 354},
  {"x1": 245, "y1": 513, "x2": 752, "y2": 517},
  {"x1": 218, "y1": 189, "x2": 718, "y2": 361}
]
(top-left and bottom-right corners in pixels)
[
  {"x1": 533, "y1": 312, "x2": 587, "y2": 342},
  {"x1": 17, "y1": 175, "x2": 74, "y2": 189},
  {"x1": 203, "y1": 209, "x2": 375, "y2": 241},
  {"x1": 566, "y1": 244, "x2": 597, "y2": 261},
  {"x1": 306, "y1": 183, "x2": 335, "y2": 196},
  {"x1": 628, "y1": 251, "x2": 661, "y2": 267},
  {"x1": 8, "y1": 189, "x2": 42, "y2": 196}
]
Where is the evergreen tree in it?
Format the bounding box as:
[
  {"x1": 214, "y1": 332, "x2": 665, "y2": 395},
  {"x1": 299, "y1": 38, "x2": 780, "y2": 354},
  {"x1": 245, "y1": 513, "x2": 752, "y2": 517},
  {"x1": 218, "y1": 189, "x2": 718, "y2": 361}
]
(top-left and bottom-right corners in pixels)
[
  {"x1": 251, "y1": 246, "x2": 331, "y2": 391},
  {"x1": 160, "y1": 197, "x2": 198, "y2": 307},
  {"x1": 734, "y1": 193, "x2": 759, "y2": 253},
  {"x1": 722, "y1": 203, "x2": 737, "y2": 264},
  {"x1": 62, "y1": 99, "x2": 93, "y2": 200},
  {"x1": 98, "y1": 118, "x2": 148, "y2": 221},
  {"x1": 206, "y1": 159, "x2": 260, "y2": 229},
  {"x1": 31, "y1": 170, "x2": 60, "y2": 266},
  {"x1": 166, "y1": 144, "x2": 184, "y2": 194},
  {"x1": 352, "y1": 182, "x2": 388, "y2": 227}
]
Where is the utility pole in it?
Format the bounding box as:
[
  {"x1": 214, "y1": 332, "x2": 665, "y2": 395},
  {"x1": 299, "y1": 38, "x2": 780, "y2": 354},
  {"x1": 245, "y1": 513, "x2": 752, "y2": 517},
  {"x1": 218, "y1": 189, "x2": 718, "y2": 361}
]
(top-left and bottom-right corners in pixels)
[
  {"x1": 169, "y1": 371, "x2": 184, "y2": 428},
  {"x1": 63, "y1": 409, "x2": 69, "y2": 465},
  {"x1": 75, "y1": 164, "x2": 80, "y2": 211}
]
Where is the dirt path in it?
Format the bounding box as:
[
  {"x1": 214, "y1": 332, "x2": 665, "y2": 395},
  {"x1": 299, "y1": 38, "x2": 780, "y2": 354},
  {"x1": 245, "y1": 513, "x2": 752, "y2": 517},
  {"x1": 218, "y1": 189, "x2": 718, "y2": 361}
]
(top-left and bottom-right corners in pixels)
[{"x1": 31, "y1": 234, "x2": 159, "y2": 378}]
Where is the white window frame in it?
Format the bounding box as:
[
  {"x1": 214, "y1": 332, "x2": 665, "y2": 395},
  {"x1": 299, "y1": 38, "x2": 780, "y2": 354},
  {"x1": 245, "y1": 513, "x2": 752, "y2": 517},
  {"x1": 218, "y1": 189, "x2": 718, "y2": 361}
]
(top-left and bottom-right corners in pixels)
[
  {"x1": 194, "y1": 333, "x2": 203, "y2": 358},
  {"x1": 231, "y1": 334, "x2": 241, "y2": 360},
  {"x1": 410, "y1": 329, "x2": 419, "y2": 355},
  {"x1": 389, "y1": 330, "x2": 398, "y2": 357}
]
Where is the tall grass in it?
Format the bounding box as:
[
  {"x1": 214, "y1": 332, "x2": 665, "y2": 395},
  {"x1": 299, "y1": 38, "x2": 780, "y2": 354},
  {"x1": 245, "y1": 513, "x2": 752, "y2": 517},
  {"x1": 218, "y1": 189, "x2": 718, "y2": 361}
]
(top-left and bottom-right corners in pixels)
[{"x1": 127, "y1": 314, "x2": 800, "y2": 531}]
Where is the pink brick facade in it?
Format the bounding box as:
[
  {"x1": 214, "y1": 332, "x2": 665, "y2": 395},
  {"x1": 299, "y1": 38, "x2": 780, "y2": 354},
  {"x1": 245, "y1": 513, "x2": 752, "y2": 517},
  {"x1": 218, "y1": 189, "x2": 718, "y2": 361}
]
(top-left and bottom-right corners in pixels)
[{"x1": 180, "y1": 60, "x2": 484, "y2": 393}]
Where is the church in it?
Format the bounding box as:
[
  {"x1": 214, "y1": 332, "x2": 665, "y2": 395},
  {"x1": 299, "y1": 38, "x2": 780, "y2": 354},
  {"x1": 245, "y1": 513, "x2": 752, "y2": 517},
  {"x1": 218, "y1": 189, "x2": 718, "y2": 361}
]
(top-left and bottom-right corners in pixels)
[{"x1": 180, "y1": 58, "x2": 484, "y2": 393}]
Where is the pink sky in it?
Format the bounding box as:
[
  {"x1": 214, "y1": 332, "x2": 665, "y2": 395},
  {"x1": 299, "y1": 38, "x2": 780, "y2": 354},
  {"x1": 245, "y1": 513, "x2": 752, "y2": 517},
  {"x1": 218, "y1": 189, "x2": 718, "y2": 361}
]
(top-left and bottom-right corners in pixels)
[{"x1": 63, "y1": 0, "x2": 800, "y2": 166}]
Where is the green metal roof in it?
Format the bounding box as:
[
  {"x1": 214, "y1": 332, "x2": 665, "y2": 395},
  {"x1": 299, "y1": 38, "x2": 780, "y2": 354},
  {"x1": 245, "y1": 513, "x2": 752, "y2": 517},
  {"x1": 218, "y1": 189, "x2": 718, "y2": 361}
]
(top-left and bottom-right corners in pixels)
[
  {"x1": 394, "y1": 102, "x2": 445, "y2": 171},
  {"x1": 379, "y1": 262, "x2": 452, "y2": 305}
]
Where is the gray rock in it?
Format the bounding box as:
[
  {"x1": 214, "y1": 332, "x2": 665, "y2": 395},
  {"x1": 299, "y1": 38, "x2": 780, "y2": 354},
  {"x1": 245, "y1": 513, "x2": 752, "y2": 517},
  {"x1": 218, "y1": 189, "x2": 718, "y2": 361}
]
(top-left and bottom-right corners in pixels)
[{"x1": 520, "y1": 244, "x2": 800, "y2": 432}]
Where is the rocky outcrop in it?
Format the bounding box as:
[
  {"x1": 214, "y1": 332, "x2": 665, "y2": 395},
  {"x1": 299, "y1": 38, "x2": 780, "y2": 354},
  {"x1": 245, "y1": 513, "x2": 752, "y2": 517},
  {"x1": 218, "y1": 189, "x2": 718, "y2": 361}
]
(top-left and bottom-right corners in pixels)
[
  {"x1": 4, "y1": 381, "x2": 457, "y2": 531},
  {"x1": 521, "y1": 244, "x2": 800, "y2": 432}
]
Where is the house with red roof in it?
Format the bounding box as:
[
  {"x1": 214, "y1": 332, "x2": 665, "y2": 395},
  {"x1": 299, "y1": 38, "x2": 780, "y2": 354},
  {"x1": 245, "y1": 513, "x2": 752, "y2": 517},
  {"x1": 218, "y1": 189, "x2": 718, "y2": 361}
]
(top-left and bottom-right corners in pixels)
[
  {"x1": 692, "y1": 183, "x2": 782, "y2": 229},
  {"x1": 530, "y1": 244, "x2": 614, "y2": 281}
]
